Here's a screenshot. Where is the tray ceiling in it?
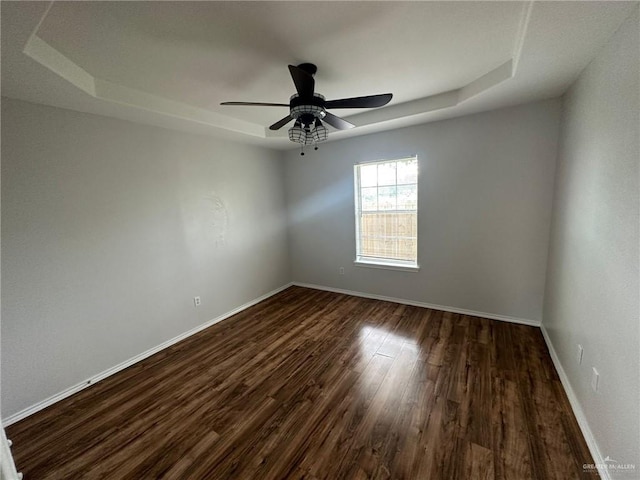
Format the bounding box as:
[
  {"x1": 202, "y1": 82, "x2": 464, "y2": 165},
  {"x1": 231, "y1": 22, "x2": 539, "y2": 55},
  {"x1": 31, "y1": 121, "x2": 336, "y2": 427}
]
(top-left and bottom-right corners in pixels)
[{"x1": 1, "y1": 1, "x2": 636, "y2": 149}]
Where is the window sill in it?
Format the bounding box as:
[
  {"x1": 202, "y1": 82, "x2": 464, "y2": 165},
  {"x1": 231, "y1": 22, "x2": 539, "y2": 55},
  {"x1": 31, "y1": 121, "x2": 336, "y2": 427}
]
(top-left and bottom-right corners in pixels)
[{"x1": 354, "y1": 259, "x2": 420, "y2": 272}]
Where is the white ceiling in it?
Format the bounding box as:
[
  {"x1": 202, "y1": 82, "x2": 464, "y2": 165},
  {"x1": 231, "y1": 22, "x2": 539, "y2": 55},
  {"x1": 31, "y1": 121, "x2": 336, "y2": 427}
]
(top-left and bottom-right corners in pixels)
[{"x1": 1, "y1": 1, "x2": 636, "y2": 149}]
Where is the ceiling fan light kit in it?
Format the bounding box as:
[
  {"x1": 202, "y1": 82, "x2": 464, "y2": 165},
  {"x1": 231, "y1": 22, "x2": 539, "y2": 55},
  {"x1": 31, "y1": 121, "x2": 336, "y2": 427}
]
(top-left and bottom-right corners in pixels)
[
  {"x1": 288, "y1": 121, "x2": 308, "y2": 144},
  {"x1": 221, "y1": 63, "x2": 392, "y2": 155},
  {"x1": 312, "y1": 119, "x2": 328, "y2": 143}
]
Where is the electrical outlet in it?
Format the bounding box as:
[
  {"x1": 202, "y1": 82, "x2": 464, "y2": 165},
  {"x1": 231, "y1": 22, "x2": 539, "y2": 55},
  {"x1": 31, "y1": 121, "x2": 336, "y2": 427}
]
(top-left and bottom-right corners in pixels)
[
  {"x1": 194, "y1": 296, "x2": 201, "y2": 307},
  {"x1": 577, "y1": 344, "x2": 584, "y2": 365},
  {"x1": 339, "y1": 267, "x2": 345, "y2": 275},
  {"x1": 591, "y1": 367, "x2": 599, "y2": 392}
]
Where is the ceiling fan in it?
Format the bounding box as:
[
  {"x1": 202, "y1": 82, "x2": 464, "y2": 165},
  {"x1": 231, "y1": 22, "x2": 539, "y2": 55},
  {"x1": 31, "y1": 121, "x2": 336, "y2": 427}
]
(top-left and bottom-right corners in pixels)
[{"x1": 221, "y1": 63, "x2": 392, "y2": 154}]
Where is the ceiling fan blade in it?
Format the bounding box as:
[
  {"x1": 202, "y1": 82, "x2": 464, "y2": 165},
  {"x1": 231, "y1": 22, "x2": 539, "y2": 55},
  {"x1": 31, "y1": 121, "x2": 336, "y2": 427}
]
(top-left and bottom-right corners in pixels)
[
  {"x1": 325, "y1": 93, "x2": 393, "y2": 109},
  {"x1": 269, "y1": 115, "x2": 294, "y2": 131},
  {"x1": 288, "y1": 65, "x2": 315, "y2": 98},
  {"x1": 323, "y1": 112, "x2": 355, "y2": 130},
  {"x1": 221, "y1": 102, "x2": 289, "y2": 107}
]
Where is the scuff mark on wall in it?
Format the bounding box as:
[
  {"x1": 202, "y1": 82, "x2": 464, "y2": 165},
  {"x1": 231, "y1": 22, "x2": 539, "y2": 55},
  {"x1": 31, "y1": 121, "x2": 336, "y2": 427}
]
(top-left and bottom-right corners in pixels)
[{"x1": 206, "y1": 192, "x2": 228, "y2": 247}]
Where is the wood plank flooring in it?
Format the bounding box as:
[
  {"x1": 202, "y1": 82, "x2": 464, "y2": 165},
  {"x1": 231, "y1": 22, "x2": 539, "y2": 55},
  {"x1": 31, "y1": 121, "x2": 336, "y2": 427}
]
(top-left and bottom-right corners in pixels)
[{"x1": 6, "y1": 286, "x2": 594, "y2": 479}]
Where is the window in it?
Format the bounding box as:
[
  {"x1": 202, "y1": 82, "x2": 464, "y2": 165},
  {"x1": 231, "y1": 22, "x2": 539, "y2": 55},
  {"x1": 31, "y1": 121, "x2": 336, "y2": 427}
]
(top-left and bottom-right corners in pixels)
[{"x1": 354, "y1": 156, "x2": 419, "y2": 270}]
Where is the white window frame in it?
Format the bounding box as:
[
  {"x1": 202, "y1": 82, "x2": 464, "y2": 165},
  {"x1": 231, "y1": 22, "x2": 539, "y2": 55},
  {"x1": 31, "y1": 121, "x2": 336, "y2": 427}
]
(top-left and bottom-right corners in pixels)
[{"x1": 354, "y1": 156, "x2": 420, "y2": 272}]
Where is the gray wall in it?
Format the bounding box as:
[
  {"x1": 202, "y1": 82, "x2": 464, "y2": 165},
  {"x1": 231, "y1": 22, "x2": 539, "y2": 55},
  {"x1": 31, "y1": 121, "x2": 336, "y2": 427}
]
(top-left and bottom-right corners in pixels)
[
  {"x1": 543, "y1": 7, "x2": 639, "y2": 471},
  {"x1": 1, "y1": 98, "x2": 290, "y2": 418},
  {"x1": 285, "y1": 99, "x2": 561, "y2": 322}
]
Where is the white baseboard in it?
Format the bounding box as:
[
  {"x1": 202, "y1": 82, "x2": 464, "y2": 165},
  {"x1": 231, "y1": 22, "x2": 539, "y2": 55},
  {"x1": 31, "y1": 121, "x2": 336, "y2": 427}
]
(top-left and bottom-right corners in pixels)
[
  {"x1": 1, "y1": 426, "x2": 21, "y2": 480},
  {"x1": 540, "y1": 324, "x2": 609, "y2": 480},
  {"x1": 2, "y1": 283, "x2": 293, "y2": 427},
  {"x1": 293, "y1": 282, "x2": 540, "y2": 327}
]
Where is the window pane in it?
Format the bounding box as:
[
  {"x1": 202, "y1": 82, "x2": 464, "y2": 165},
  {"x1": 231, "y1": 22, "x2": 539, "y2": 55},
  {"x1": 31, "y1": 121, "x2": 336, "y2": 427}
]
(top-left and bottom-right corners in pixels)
[
  {"x1": 377, "y1": 162, "x2": 396, "y2": 186},
  {"x1": 378, "y1": 186, "x2": 396, "y2": 210},
  {"x1": 361, "y1": 212, "x2": 395, "y2": 239},
  {"x1": 360, "y1": 164, "x2": 377, "y2": 187},
  {"x1": 361, "y1": 237, "x2": 417, "y2": 261},
  {"x1": 397, "y1": 158, "x2": 418, "y2": 184},
  {"x1": 397, "y1": 184, "x2": 417, "y2": 210},
  {"x1": 399, "y1": 212, "x2": 417, "y2": 237},
  {"x1": 398, "y1": 236, "x2": 417, "y2": 261},
  {"x1": 361, "y1": 187, "x2": 377, "y2": 211},
  {"x1": 360, "y1": 237, "x2": 385, "y2": 258}
]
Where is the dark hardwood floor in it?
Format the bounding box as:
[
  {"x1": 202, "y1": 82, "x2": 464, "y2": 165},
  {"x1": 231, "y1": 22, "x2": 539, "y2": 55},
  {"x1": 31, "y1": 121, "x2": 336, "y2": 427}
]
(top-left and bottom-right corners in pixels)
[{"x1": 7, "y1": 286, "x2": 593, "y2": 479}]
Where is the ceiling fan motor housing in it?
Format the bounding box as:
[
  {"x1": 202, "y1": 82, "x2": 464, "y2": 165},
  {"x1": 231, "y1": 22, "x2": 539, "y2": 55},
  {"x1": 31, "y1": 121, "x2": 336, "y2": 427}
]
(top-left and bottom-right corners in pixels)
[{"x1": 290, "y1": 94, "x2": 327, "y2": 126}]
